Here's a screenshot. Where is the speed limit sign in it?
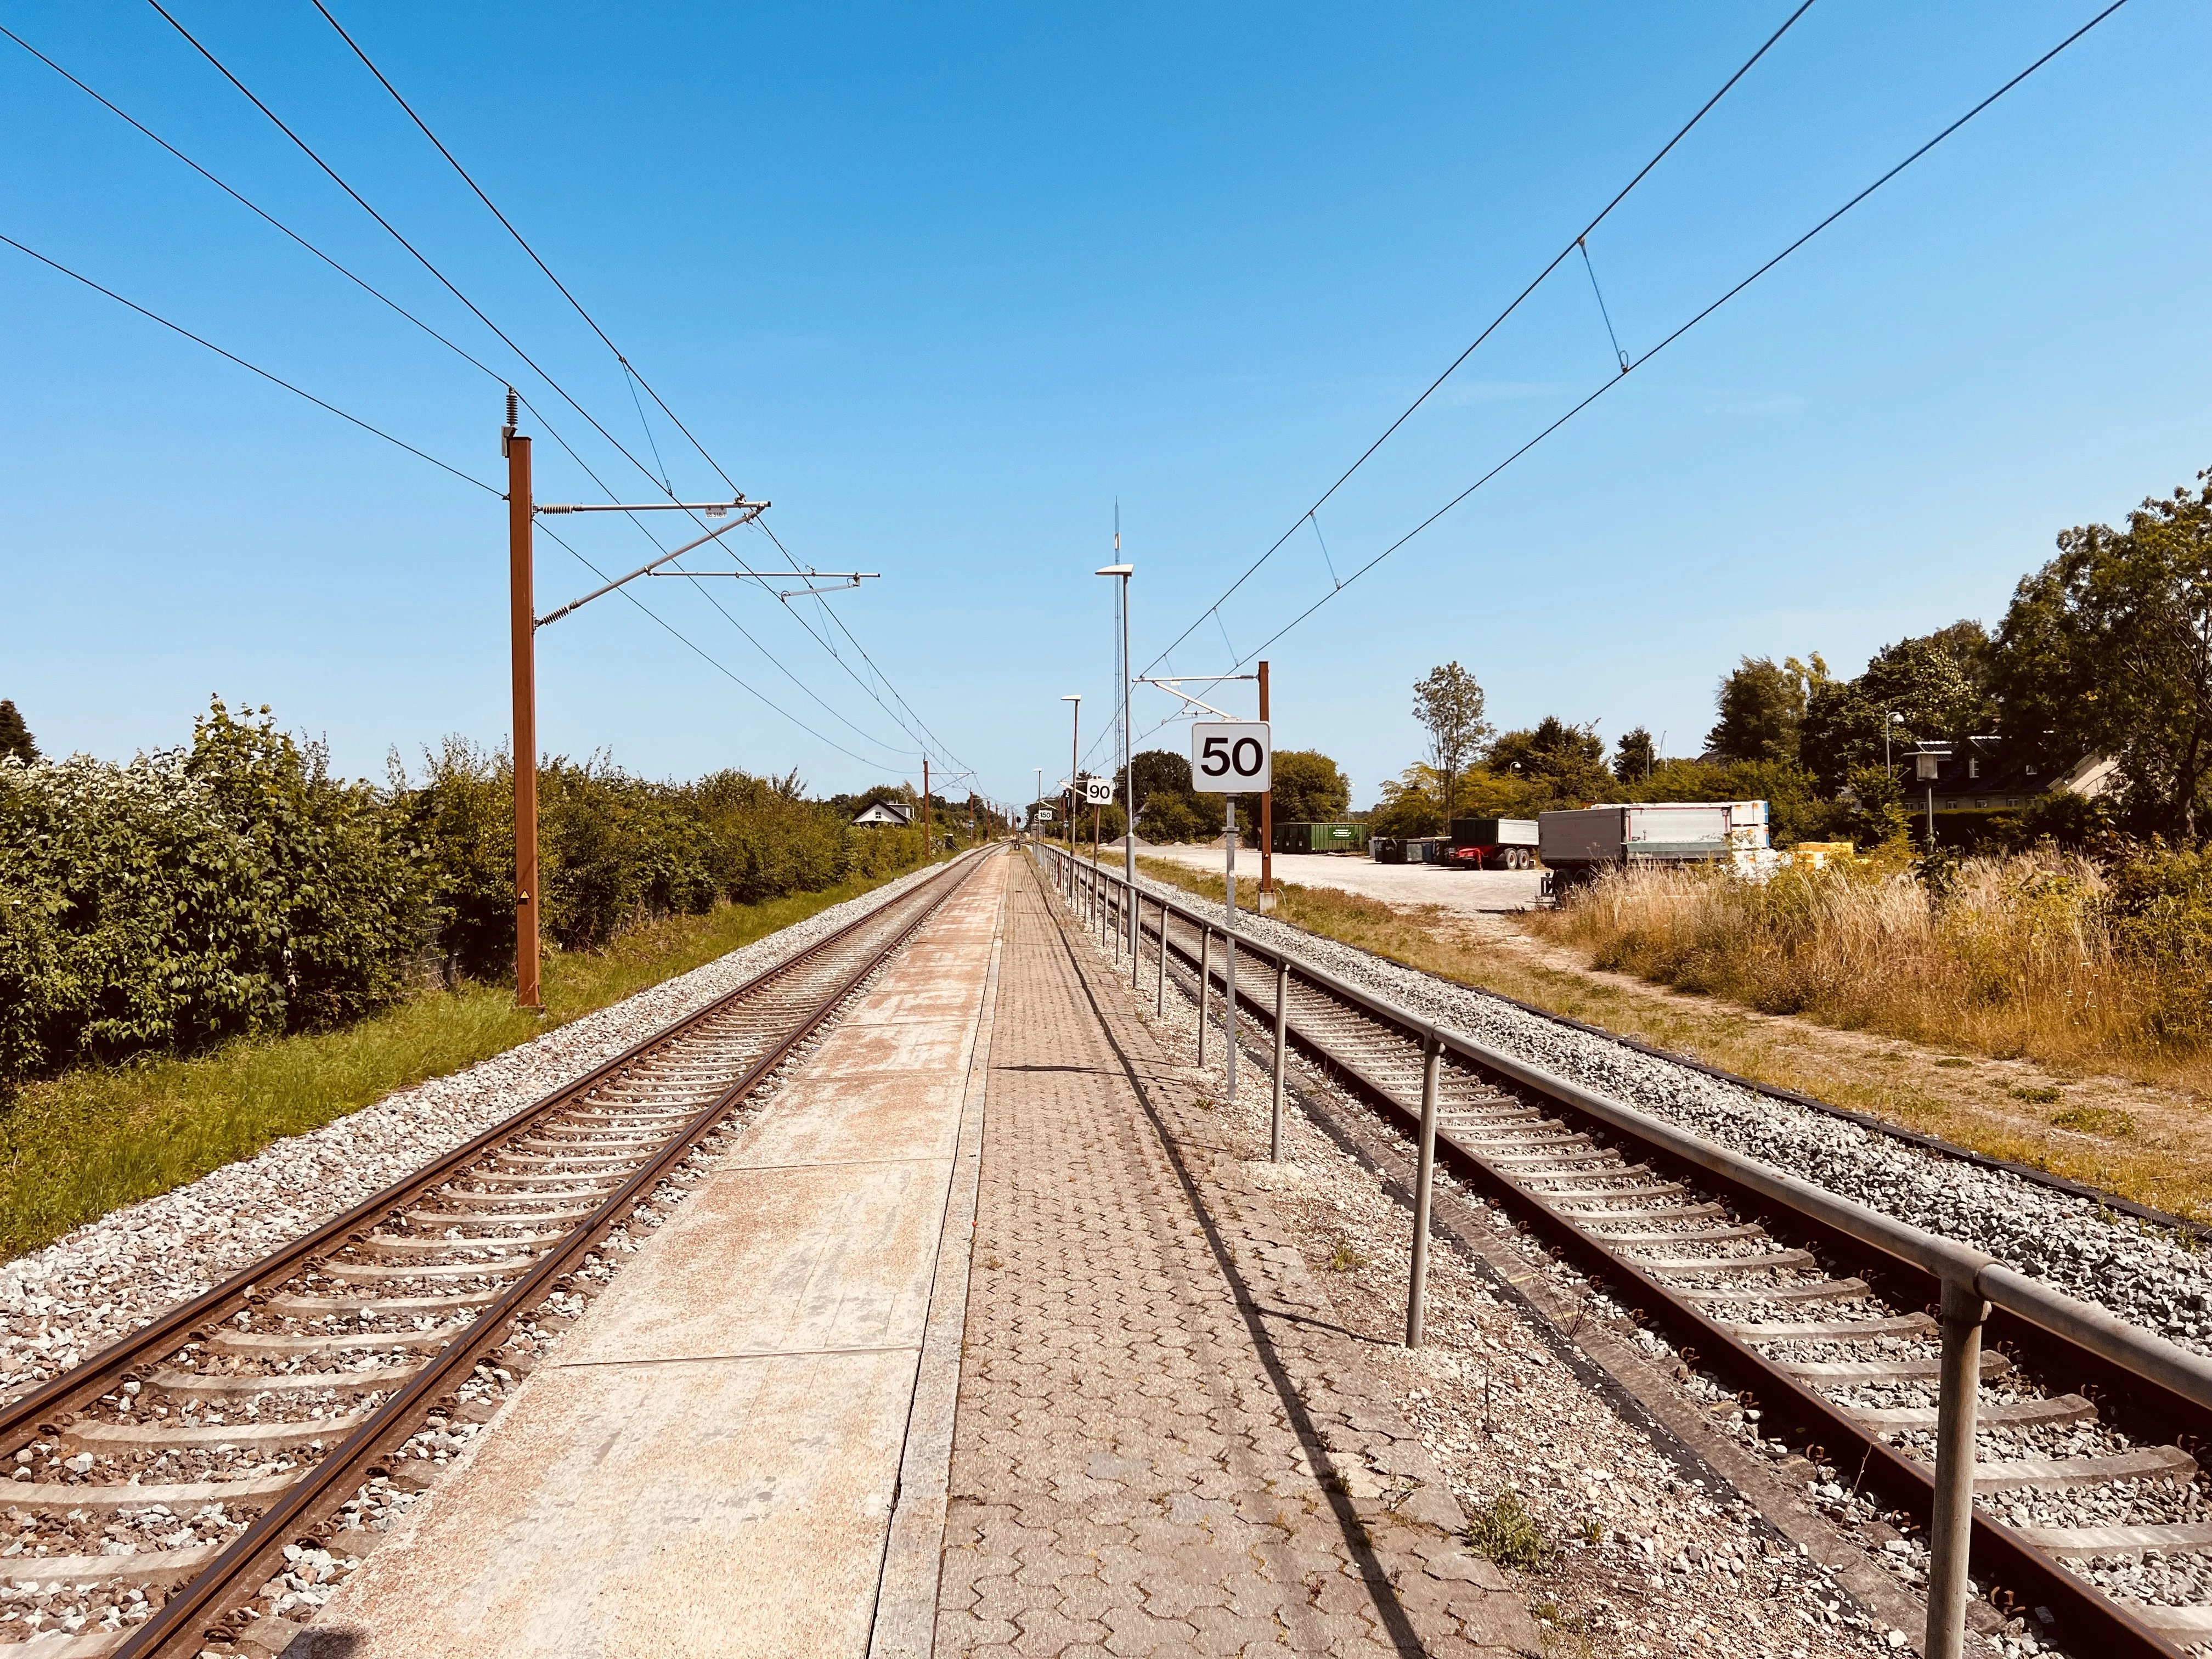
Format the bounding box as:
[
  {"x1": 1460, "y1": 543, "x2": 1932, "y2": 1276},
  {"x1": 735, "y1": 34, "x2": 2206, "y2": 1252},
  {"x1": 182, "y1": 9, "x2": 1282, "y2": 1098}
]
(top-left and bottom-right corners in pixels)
[
  {"x1": 1190, "y1": 721, "x2": 1272, "y2": 792},
  {"x1": 1082, "y1": 776, "x2": 1115, "y2": 805}
]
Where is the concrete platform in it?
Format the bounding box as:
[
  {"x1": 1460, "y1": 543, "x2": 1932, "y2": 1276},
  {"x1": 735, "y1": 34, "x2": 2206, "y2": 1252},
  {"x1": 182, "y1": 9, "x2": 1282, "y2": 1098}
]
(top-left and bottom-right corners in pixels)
[
  {"x1": 304, "y1": 855, "x2": 1009, "y2": 1659},
  {"x1": 1139, "y1": 842, "x2": 1544, "y2": 915}
]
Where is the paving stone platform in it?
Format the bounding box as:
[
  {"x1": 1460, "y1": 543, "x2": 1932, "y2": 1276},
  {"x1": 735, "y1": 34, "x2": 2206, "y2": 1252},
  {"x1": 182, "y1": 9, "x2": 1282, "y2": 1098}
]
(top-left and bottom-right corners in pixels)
[{"x1": 933, "y1": 855, "x2": 1538, "y2": 1657}]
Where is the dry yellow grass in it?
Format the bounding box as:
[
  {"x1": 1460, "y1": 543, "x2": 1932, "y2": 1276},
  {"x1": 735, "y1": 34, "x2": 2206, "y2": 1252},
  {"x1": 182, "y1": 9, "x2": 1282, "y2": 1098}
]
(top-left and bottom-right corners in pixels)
[
  {"x1": 1527, "y1": 856, "x2": 2212, "y2": 1095},
  {"x1": 1134, "y1": 854, "x2": 2212, "y2": 1221}
]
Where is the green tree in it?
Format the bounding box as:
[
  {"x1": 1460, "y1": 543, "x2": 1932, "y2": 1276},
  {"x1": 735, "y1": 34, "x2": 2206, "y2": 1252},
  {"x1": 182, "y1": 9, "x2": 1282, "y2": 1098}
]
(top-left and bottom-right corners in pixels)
[
  {"x1": 0, "y1": 701, "x2": 35, "y2": 764},
  {"x1": 1707, "y1": 657, "x2": 1810, "y2": 763},
  {"x1": 1992, "y1": 469, "x2": 2212, "y2": 837},
  {"x1": 1369, "y1": 765, "x2": 1443, "y2": 838},
  {"x1": 1268, "y1": 749, "x2": 1351, "y2": 825},
  {"x1": 1487, "y1": 718, "x2": 1612, "y2": 812},
  {"x1": 1412, "y1": 663, "x2": 1493, "y2": 822},
  {"x1": 1612, "y1": 726, "x2": 1655, "y2": 783}
]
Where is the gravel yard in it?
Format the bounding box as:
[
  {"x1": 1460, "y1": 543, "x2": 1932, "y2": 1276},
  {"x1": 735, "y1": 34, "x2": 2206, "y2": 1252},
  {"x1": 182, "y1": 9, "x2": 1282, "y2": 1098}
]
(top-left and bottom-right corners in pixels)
[
  {"x1": 1137, "y1": 841, "x2": 1545, "y2": 915},
  {"x1": 0, "y1": 864, "x2": 950, "y2": 1407},
  {"x1": 1125, "y1": 862, "x2": 2212, "y2": 1358}
]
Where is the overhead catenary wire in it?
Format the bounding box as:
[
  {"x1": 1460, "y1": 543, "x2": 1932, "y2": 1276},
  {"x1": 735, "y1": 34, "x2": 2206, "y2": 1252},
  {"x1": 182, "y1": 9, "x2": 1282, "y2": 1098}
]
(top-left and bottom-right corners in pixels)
[
  {"x1": 0, "y1": 231, "x2": 496, "y2": 493},
  {"x1": 144, "y1": 0, "x2": 718, "y2": 530},
  {"x1": 300, "y1": 0, "x2": 980, "y2": 780},
  {"x1": 1121, "y1": 0, "x2": 2135, "y2": 746},
  {"x1": 1140, "y1": 0, "x2": 1820, "y2": 679},
  {"x1": 127, "y1": 2, "x2": 959, "y2": 777},
  {"x1": 534, "y1": 524, "x2": 911, "y2": 770},
  {"x1": 306, "y1": 0, "x2": 741, "y2": 500}
]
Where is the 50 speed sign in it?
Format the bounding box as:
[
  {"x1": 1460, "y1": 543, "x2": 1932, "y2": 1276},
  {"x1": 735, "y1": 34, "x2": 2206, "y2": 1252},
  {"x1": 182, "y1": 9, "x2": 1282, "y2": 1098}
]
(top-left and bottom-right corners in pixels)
[{"x1": 1190, "y1": 721, "x2": 1272, "y2": 792}]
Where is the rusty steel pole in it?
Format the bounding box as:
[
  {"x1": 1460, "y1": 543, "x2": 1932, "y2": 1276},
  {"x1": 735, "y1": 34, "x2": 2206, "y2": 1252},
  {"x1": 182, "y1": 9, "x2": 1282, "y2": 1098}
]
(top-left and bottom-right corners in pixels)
[
  {"x1": 1259, "y1": 659, "x2": 1273, "y2": 906},
  {"x1": 923, "y1": 758, "x2": 930, "y2": 861},
  {"x1": 506, "y1": 418, "x2": 541, "y2": 1012}
]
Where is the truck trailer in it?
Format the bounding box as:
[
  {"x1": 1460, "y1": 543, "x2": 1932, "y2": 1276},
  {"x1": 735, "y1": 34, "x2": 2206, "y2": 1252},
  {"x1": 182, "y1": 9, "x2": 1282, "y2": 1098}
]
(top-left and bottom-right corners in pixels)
[
  {"x1": 1441, "y1": 817, "x2": 1539, "y2": 871},
  {"x1": 1538, "y1": 801, "x2": 1769, "y2": 893},
  {"x1": 1272, "y1": 821, "x2": 1366, "y2": 854}
]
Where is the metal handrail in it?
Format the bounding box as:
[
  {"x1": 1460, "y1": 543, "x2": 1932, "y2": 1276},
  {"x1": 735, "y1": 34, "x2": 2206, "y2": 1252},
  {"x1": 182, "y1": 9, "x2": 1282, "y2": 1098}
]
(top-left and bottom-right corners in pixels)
[{"x1": 1033, "y1": 842, "x2": 2211, "y2": 1659}]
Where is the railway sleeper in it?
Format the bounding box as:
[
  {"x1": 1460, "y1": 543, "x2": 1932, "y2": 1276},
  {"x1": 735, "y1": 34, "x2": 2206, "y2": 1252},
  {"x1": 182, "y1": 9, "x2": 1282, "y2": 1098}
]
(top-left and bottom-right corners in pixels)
[
  {"x1": 1970, "y1": 1444, "x2": 2199, "y2": 1495},
  {"x1": 147, "y1": 1364, "x2": 415, "y2": 1399},
  {"x1": 0, "y1": 1540, "x2": 225, "y2": 1588},
  {"x1": 63, "y1": 1410, "x2": 373, "y2": 1455},
  {"x1": 1717, "y1": 1312, "x2": 1937, "y2": 1340},
  {"x1": 395, "y1": 1206, "x2": 596, "y2": 1233},
  {"x1": 0, "y1": 1470, "x2": 295, "y2": 1515},
  {"x1": 1774, "y1": 1352, "x2": 2011, "y2": 1383},
  {"x1": 1849, "y1": 1394, "x2": 2096, "y2": 1430},
  {"x1": 262, "y1": 1289, "x2": 505, "y2": 1317},
  {"x1": 357, "y1": 1232, "x2": 561, "y2": 1259},
  {"x1": 2018, "y1": 1519, "x2": 2212, "y2": 1559},
  {"x1": 207, "y1": 1327, "x2": 459, "y2": 1357},
  {"x1": 312, "y1": 1259, "x2": 532, "y2": 1285}
]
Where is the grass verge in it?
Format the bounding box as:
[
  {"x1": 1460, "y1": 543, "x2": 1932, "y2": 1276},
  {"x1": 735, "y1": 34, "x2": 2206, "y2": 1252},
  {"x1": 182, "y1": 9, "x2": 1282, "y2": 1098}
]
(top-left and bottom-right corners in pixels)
[
  {"x1": 0, "y1": 865, "x2": 934, "y2": 1260},
  {"x1": 1135, "y1": 856, "x2": 2212, "y2": 1222}
]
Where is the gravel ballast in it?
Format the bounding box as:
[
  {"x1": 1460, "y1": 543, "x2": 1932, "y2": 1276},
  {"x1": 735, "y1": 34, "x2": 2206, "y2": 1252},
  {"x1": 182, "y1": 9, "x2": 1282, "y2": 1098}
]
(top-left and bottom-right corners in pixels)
[
  {"x1": 0, "y1": 865, "x2": 952, "y2": 1404},
  {"x1": 1127, "y1": 865, "x2": 2212, "y2": 1356}
]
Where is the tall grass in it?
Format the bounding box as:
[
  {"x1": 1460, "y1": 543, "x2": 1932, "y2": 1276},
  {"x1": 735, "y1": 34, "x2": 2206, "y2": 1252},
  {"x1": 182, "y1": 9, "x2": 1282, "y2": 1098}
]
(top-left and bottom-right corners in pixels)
[
  {"x1": 1527, "y1": 854, "x2": 2210, "y2": 1087},
  {"x1": 0, "y1": 867, "x2": 925, "y2": 1259}
]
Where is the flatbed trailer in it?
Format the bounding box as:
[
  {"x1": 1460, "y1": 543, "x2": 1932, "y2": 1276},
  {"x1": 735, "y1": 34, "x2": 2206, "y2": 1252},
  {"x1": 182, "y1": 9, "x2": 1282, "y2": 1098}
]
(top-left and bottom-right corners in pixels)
[{"x1": 1441, "y1": 817, "x2": 1539, "y2": 871}]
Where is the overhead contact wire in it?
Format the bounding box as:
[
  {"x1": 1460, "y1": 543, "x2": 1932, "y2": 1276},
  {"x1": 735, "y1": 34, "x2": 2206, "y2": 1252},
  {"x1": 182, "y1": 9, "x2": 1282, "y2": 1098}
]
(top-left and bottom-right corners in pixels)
[
  {"x1": 1141, "y1": 0, "x2": 1818, "y2": 677},
  {"x1": 0, "y1": 232, "x2": 494, "y2": 493},
  {"x1": 1210, "y1": 0, "x2": 2136, "y2": 674}
]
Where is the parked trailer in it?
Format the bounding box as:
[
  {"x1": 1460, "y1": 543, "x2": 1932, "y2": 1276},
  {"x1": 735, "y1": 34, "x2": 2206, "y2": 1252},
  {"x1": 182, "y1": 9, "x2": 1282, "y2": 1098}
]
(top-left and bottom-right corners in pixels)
[
  {"x1": 1373, "y1": 835, "x2": 1446, "y2": 865},
  {"x1": 1273, "y1": 821, "x2": 1367, "y2": 854},
  {"x1": 1441, "y1": 817, "x2": 1539, "y2": 871},
  {"x1": 1538, "y1": 801, "x2": 1769, "y2": 894}
]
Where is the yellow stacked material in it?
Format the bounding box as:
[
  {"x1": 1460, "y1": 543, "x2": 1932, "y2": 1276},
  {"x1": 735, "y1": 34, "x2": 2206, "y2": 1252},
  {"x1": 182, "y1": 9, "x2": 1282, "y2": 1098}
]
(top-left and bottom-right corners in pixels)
[{"x1": 1791, "y1": 841, "x2": 1857, "y2": 870}]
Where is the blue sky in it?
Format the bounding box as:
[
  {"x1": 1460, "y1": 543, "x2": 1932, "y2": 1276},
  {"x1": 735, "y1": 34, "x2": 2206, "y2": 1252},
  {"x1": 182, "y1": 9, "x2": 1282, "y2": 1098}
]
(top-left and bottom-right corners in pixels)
[{"x1": 3, "y1": 1, "x2": 2205, "y2": 811}]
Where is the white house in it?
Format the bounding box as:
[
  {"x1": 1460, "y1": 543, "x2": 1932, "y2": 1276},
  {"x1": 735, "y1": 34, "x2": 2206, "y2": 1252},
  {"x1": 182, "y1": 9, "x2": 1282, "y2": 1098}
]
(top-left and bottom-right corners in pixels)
[{"x1": 850, "y1": 800, "x2": 916, "y2": 827}]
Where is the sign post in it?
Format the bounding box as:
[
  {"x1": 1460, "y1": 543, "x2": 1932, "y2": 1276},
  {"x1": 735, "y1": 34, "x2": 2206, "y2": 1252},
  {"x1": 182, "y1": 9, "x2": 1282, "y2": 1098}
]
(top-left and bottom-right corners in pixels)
[{"x1": 1191, "y1": 722, "x2": 1272, "y2": 1103}]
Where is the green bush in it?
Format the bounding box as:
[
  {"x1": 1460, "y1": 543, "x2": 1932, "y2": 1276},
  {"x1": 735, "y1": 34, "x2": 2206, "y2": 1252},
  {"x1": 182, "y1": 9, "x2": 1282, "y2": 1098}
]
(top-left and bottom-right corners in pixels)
[{"x1": 0, "y1": 698, "x2": 927, "y2": 1087}]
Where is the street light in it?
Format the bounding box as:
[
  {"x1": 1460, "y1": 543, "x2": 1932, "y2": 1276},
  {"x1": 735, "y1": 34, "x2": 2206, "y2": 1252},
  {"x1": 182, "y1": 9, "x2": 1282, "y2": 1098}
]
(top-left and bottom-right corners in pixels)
[
  {"x1": 1061, "y1": 695, "x2": 1081, "y2": 895},
  {"x1": 1097, "y1": 561, "x2": 1133, "y2": 953}
]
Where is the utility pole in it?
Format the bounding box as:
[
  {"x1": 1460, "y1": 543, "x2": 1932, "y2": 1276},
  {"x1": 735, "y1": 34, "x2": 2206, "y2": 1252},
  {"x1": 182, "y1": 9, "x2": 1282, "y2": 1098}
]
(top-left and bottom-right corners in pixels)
[
  {"x1": 1062, "y1": 695, "x2": 1081, "y2": 891},
  {"x1": 923, "y1": 757, "x2": 931, "y2": 860},
  {"x1": 1097, "y1": 557, "x2": 1134, "y2": 951},
  {"x1": 1258, "y1": 659, "x2": 1272, "y2": 909},
  {"x1": 505, "y1": 397, "x2": 541, "y2": 1011}
]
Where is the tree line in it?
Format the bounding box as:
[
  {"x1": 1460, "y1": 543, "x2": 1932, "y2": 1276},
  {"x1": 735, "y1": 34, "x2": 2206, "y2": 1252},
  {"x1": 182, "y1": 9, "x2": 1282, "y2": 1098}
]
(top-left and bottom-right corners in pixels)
[
  {"x1": 1375, "y1": 464, "x2": 2212, "y2": 849},
  {"x1": 0, "y1": 698, "x2": 933, "y2": 1086}
]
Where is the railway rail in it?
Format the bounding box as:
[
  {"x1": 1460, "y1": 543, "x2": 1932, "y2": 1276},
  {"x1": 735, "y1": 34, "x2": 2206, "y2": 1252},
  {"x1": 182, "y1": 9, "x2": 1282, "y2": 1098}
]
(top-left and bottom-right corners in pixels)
[
  {"x1": 0, "y1": 849, "x2": 989, "y2": 1659},
  {"x1": 1040, "y1": 843, "x2": 2212, "y2": 1659}
]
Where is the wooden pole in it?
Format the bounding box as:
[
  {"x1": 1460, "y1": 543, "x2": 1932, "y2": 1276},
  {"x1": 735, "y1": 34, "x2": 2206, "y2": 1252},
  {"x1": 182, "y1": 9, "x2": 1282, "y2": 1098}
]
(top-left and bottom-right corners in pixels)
[
  {"x1": 923, "y1": 757, "x2": 931, "y2": 861},
  {"x1": 1259, "y1": 659, "x2": 1272, "y2": 905},
  {"x1": 507, "y1": 426, "x2": 541, "y2": 1012}
]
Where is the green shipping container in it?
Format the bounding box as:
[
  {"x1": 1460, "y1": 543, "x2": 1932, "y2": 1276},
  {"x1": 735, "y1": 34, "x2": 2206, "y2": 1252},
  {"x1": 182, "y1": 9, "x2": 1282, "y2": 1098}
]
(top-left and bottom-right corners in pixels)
[{"x1": 1273, "y1": 821, "x2": 1365, "y2": 853}]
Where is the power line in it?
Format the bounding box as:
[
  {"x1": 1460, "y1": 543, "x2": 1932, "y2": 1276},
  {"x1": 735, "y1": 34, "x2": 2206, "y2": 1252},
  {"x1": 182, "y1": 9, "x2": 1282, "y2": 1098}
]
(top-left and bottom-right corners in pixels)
[
  {"x1": 1161, "y1": 0, "x2": 2135, "y2": 688},
  {"x1": 0, "y1": 230, "x2": 496, "y2": 492},
  {"x1": 1141, "y1": 0, "x2": 1818, "y2": 678},
  {"x1": 306, "y1": 0, "x2": 741, "y2": 499},
  {"x1": 144, "y1": 0, "x2": 701, "y2": 517},
  {"x1": 534, "y1": 523, "x2": 912, "y2": 771},
  {"x1": 301, "y1": 1, "x2": 980, "y2": 777},
  {"x1": 138, "y1": 1, "x2": 956, "y2": 772},
  {"x1": 0, "y1": 24, "x2": 522, "y2": 399}
]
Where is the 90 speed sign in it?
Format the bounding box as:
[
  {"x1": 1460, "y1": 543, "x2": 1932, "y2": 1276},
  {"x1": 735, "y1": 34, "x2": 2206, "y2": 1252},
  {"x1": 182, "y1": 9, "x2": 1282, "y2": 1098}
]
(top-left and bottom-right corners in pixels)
[
  {"x1": 1190, "y1": 721, "x2": 1271, "y2": 792},
  {"x1": 1082, "y1": 776, "x2": 1115, "y2": 805}
]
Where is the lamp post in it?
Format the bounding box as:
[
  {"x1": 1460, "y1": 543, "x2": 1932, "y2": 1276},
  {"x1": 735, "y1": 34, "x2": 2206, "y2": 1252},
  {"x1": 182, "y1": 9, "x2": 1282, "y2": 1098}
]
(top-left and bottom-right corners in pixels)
[
  {"x1": 1061, "y1": 694, "x2": 1081, "y2": 895},
  {"x1": 1033, "y1": 767, "x2": 1043, "y2": 839},
  {"x1": 1097, "y1": 560, "x2": 1133, "y2": 953}
]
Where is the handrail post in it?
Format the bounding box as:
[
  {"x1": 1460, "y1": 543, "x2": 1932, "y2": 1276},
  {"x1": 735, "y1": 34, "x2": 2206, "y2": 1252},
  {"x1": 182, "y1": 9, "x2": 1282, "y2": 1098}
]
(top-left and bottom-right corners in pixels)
[
  {"x1": 1155, "y1": 898, "x2": 1168, "y2": 1015},
  {"x1": 1406, "y1": 1032, "x2": 1442, "y2": 1347},
  {"x1": 1131, "y1": 886, "x2": 1143, "y2": 989},
  {"x1": 1270, "y1": 957, "x2": 1289, "y2": 1162},
  {"x1": 1197, "y1": 927, "x2": 1211, "y2": 1070},
  {"x1": 1925, "y1": 1275, "x2": 1988, "y2": 1659}
]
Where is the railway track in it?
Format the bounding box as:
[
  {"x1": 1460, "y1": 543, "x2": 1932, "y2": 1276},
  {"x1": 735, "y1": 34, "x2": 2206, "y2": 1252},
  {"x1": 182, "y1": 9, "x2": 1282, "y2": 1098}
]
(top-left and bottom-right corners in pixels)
[
  {"x1": 0, "y1": 850, "x2": 989, "y2": 1659},
  {"x1": 1043, "y1": 847, "x2": 2212, "y2": 1658}
]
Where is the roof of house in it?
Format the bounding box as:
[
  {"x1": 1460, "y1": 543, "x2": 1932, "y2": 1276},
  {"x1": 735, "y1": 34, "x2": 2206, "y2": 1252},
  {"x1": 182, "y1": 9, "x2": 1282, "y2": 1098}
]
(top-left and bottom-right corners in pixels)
[{"x1": 850, "y1": 800, "x2": 915, "y2": 826}]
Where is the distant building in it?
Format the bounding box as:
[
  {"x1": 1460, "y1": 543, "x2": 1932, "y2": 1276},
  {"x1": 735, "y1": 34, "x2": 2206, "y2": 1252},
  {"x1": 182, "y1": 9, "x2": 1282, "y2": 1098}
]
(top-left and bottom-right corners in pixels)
[
  {"x1": 850, "y1": 800, "x2": 916, "y2": 827},
  {"x1": 1902, "y1": 739, "x2": 2118, "y2": 822}
]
